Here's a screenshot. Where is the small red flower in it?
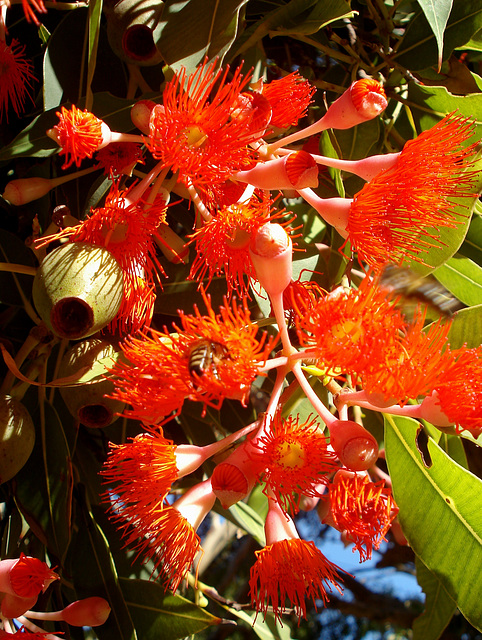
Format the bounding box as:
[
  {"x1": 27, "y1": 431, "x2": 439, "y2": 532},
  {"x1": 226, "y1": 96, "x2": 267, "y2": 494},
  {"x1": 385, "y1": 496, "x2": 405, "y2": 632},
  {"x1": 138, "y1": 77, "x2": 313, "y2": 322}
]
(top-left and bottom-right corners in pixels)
[
  {"x1": 50, "y1": 105, "x2": 106, "y2": 169},
  {"x1": 96, "y1": 142, "x2": 144, "y2": 176},
  {"x1": 347, "y1": 114, "x2": 478, "y2": 268},
  {"x1": 188, "y1": 192, "x2": 274, "y2": 297},
  {"x1": 8, "y1": 554, "x2": 59, "y2": 599},
  {"x1": 250, "y1": 538, "x2": 344, "y2": 622},
  {"x1": 146, "y1": 60, "x2": 256, "y2": 198},
  {"x1": 433, "y1": 345, "x2": 482, "y2": 437},
  {"x1": 326, "y1": 472, "x2": 398, "y2": 561},
  {"x1": 262, "y1": 71, "x2": 315, "y2": 129},
  {"x1": 252, "y1": 414, "x2": 338, "y2": 513},
  {"x1": 102, "y1": 429, "x2": 178, "y2": 533},
  {"x1": 0, "y1": 39, "x2": 35, "y2": 122}
]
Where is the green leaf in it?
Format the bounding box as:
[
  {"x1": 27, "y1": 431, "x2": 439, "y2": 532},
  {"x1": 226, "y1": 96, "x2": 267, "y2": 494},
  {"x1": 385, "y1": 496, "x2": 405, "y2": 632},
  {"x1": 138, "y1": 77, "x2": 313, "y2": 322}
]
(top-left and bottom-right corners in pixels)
[
  {"x1": 69, "y1": 491, "x2": 138, "y2": 640},
  {"x1": 416, "y1": 0, "x2": 454, "y2": 70},
  {"x1": 120, "y1": 578, "x2": 222, "y2": 639},
  {"x1": 433, "y1": 254, "x2": 482, "y2": 307},
  {"x1": 154, "y1": 0, "x2": 248, "y2": 74},
  {"x1": 221, "y1": 606, "x2": 290, "y2": 640},
  {"x1": 393, "y1": 0, "x2": 482, "y2": 71},
  {"x1": 86, "y1": 0, "x2": 103, "y2": 110},
  {"x1": 0, "y1": 231, "x2": 36, "y2": 307},
  {"x1": 413, "y1": 556, "x2": 457, "y2": 640},
  {"x1": 385, "y1": 415, "x2": 482, "y2": 631},
  {"x1": 14, "y1": 401, "x2": 73, "y2": 561},
  {"x1": 460, "y1": 210, "x2": 482, "y2": 265},
  {"x1": 446, "y1": 304, "x2": 482, "y2": 348},
  {"x1": 229, "y1": 501, "x2": 266, "y2": 547}
]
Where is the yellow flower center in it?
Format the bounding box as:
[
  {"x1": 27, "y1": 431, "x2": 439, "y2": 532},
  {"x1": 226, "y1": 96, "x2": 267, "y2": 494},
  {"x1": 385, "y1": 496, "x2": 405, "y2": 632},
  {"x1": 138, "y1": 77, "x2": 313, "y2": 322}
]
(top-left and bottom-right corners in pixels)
[
  {"x1": 332, "y1": 319, "x2": 364, "y2": 343},
  {"x1": 183, "y1": 125, "x2": 208, "y2": 148},
  {"x1": 277, "y1": 440, "x2": 305, "y2": 469}
]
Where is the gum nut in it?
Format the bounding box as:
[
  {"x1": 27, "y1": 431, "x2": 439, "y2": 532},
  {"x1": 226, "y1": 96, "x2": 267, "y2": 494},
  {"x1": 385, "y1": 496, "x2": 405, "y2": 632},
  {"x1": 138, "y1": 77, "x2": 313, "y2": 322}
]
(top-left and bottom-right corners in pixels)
[
  {"x1": 0, "y1": 396, "x2": 35, "y2": 484},
  {"x1": 32, "y1": 243, "x2": 124, "y2": 340},
  {"x1": 58, "y1": 338, "x2": 125, "y2": 428}
]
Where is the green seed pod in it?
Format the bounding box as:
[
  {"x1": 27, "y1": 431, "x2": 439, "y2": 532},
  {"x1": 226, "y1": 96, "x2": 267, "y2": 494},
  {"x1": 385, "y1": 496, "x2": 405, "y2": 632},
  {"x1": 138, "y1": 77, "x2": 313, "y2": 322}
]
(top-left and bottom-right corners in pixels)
[
  {"x1": 32, "y1": 243, "x2": 124, "y2": 340},
  {"x1": 0, "y1": 396, "x2": 35, "y2": 484},
  {"x1": 58, "y1": 338, "x2": 126, "y2": 428},
  {"x1": 105, "y1": 0, "x2": 163, "y2": 66}
]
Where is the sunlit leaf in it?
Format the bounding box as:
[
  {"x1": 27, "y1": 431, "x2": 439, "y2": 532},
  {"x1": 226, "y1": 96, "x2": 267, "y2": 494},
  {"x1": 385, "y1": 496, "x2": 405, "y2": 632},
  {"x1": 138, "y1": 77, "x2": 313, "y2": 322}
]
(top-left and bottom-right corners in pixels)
[
  {"x1": 433, "y1": 254, "x2": 482, "y2": 307},
  {"x1": 446, "y1": 304, "x2": 482, "y2": 348},
  {"x1": 413, "y1": 556, "x2": 457, "y2": 640},
  {"x1": 415, "y1": 0, "x2": 453, "y2": 70},
  {"x1": 385, "y1": 415, "x2": 482, "y2": 632}
]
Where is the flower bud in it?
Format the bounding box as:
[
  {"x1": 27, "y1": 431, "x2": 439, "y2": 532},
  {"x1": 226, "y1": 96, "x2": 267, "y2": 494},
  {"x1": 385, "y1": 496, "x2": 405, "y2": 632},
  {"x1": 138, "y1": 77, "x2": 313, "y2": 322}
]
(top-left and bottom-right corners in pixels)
[
  {"x1": 32, "y1": 242, "x2": 124, "y2": 340},
  {"x1": 321, "y1": 79, "x2": 388, "y2": 130},
  {"x1": 418, "y1": 391, "x2": 453, "y2": 427},
  {"x1": 58, "y1": 339, "x2": 125, "y2": 428},
  {"x1": 0, "y1": 592, "x2": 38, "y2": 618},
  {"x1": 3, "y1": 178, "x2": 53, "y2": 206},
  {"x1": 61, "y1": 597, "x2": 111, "y2": 626},
  {"x1": 0, "y1": 554, "x2": 58, "y2": 599},
  {"x1": 131, "y1": 99, "x2": 157, "y2": 134},
  {"x1": 328, "y1": 420, "x2": 378, "y2": 471},
  {"x1": 249, "y1": 223, "x2": 292, "y2": 296},
  {"x1": 0, "y1": 396, "x2": 35, "y2": 484},
  {"x1": 234, "y1": 151, "x2": 318, "y2": 190}
]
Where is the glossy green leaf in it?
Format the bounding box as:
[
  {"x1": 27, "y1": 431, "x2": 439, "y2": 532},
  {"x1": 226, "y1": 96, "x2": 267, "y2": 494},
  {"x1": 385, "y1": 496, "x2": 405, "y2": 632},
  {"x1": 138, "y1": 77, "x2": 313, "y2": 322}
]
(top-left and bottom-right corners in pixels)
[
  {"x1": 120, "y1": 578, "x2": 222, "y2": 639},
  {"x1": 221, "y1": 606, "x2": 290, "y2": 640},
  {"x1": 461, "y1": 26, "x2": 482, "y2": 51},
  {"x1": 154, "y1": 0, "x2": 248, "y2": 74},
  {"x1": 446, "y1": 304, "x2": 482, "y2": 348},
  {"x1": 415, "y1": 0, "x2": 453, "y2": 69},
  {"x1": 14, "y1": 401, "x2": 73, "y2": 560},
  {"x1": 413, "y1": 556, "x2": 457, "y2": 640},
  {"x1": 229, "y1": 501, "x2": 266, "y2": 547},
  {"x1": 460, "y1": 210, "x2": 482, "y2": 265},
  {"x1": 393, "y1": 0, "x2": 482, "y2": 70},
  {"x1": 385, "y1": 415, "x2": 482, "y2": 631},
  {"x1": 433, "y1": 254, "x2": 482, "y2": 306},
  {"x1": 86, "y1": 0, "x2": 103, "y2": 110},
  {"x1": 70, "y1": 491, "x2": 137, "y2": 640}
]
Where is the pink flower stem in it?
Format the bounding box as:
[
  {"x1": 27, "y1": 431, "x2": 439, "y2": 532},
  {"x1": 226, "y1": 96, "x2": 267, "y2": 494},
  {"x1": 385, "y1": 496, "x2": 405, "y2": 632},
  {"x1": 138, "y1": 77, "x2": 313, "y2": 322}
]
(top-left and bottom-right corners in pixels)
[
  {"x1": 109, "y1": 132, "x2": 144, "y2": 144},
  {"x1": 17, "y1": 616, "x2": 61, "y2": 640},
  {"x1": 186, "y1": 180, "x2": 212, "y2": 223},
  {"x1": 269, "y1": 290, "x2": 293, "y2": 355},
  {"x1": 337, "y1": 389, "x2": 425, "y2": 418},
  {"x1": 127, "y1": 160, "x2": 166, "y2": 203},
  {"x1": 291, "y1": 360, "x2": 336, "y2": 426}
]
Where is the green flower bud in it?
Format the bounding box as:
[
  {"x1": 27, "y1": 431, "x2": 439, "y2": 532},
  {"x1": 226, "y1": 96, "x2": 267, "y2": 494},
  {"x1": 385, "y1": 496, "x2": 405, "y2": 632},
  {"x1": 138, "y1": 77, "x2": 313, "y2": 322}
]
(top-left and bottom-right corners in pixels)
[{"x1": 0, "y1": 396, "x2": 35, "y2": 484}]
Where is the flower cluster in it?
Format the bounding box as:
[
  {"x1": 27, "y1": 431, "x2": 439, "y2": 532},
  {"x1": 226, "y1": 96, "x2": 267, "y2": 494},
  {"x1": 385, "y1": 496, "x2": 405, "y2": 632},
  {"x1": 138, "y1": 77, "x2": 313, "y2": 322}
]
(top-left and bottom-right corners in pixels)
[{"x1": 3, "y1": 53, "x2": 481, "y2": 631}]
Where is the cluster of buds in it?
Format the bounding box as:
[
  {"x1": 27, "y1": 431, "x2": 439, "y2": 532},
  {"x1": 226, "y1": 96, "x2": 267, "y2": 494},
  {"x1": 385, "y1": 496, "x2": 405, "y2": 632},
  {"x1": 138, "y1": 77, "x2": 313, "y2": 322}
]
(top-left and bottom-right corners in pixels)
[
  {"x1": 0, "y1": 555, "x2": 110, "y2": 637},
  {"x1": 2, "y1": 56, "x2": 481, "y2": 626}
]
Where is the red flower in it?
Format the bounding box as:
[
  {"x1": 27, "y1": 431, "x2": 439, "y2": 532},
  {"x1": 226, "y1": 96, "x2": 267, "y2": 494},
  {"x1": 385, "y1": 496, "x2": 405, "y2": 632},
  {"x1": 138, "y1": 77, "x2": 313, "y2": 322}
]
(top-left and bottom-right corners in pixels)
[
  {"x1": 110, "y1": 291, "x2": 276, "y2": 421},
  {"x1": 188, "y1": 192, "x2": 274, "y2": 297},
  {"x1": 21, "y1": 0, "x2": 47, "y2": 25},
  {"x1": 252, "y1": 414, "x2": 338, "y2": 513},
  {"x1": 326, "y1": 472, "x2": 398, "y2": 561},
  {"x1": 7, "y1": 554, "x2": 59, "y2": 599},
  {"x1": 96, "y1": 142, "x2": 144, "y2": 176},
  {"x1": 50, "y1": 105, "x2": 106, "y2": 169},
  {"x1": 0, "y1": 39, "x2": 35, "y2": 122},
  {"x1": 262, "y1": 71, "x2": 315, "y2": 129},
  {"x1": 347, "y1": 114, "x2": 478, "y2": 268},
  {"x1": 146, "y1": 60, "x2": 256, "y2": 198},
  {"x1": 433, "y1": 345, "x2": 482, "y2": 437}
]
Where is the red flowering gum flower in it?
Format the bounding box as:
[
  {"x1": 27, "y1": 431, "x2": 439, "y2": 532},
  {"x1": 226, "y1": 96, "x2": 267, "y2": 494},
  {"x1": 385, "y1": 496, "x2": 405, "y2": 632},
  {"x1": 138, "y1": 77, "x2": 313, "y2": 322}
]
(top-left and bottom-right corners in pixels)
[
  {"x1": 123, "y1": 480, "x2": 215, "y2": 592},
  {"x1": 0, "y1": 627, "x2": 49, "y2": 639},
  {"x1": 252, "y1": 414, "x2": 338, "y2": 513},
  {"x1": 110, "y1": 291, "x2": 275, "y2": 421},
  {"x1": 360, "y1": 313, "x2": 453, "y2": 406},
  {"x1": 0, "y1": 554, "x2": 59, "y2": 599},
  {"x1": 101, "y1": 429, "x2": 178, "y2": 533},
  {"x1": 432, "y1": 345, "x2": 482, "y2": 437},
  {"x1": 297, "y1": 276, "x2": 406, "y2": 382},
  {"x1": 146, "y1": 60, "x2": 256, "y2": 197},
  {"x1": 68, "y1": 180, "x2": 167, "y2": 332},
  {"x1": 250, "y1": 539, "x2": 344, "y2": 622},
  {"x1": 326, "y1": 472, "x2": 398, "y2": 562},
  {"x1": 49, "y1": 105, "x2": 108, "y2": 169},
  {"x1": 188, "y1": 192, "x2": 274, "y2": 297},
  {"x1": 262, "y1": 71, "x2": 315, "y2": 129},
  {"x1": 0, "y1": 39, "x2": 35, "y2": 122},
  {"x1": 347, "y1": 114, "x2": 479, "y2": 269},
  {"x1": 96, "y1": 142, "x2": 144, "y2": 176}
]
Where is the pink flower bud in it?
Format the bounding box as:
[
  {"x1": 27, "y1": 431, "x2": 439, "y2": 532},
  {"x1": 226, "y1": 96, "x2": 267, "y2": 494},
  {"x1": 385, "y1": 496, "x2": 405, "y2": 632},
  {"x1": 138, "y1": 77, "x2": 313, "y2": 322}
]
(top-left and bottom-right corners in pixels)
[
  {"x1": 249, "y1": 223, "x2": 292, "y2": 296},
  {"x1": 211, "y1": 441, "x2": 259, "y2": 509},
  {"x1": 61, "y1": 597, "x2": 111, "y2": 627},
  {"x1": 3, "y1": 178, "x2": 54, "y2": 206},
  {"x1": 234, "y1": 151, "x2": 318, "y2": 190},
  {"x1": 328, "y1": 420, "x2": 379, "y2": 471},
  {"x1": 0, "y1": 592, "x2": 38, "y2": 618},
  {"x1": 321, "y1": 79, "x2": 388, "y2": 130},
  {"x1": 131, "y1": 99, "x2": 157, "y2": 134},
  {"x1": 418, "y1": 391, "x2": 453, "y2": 427}
]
